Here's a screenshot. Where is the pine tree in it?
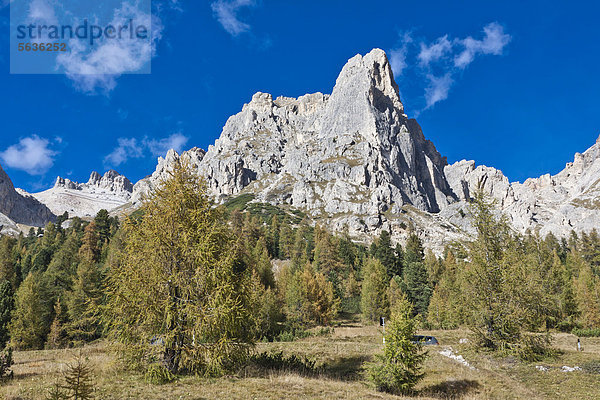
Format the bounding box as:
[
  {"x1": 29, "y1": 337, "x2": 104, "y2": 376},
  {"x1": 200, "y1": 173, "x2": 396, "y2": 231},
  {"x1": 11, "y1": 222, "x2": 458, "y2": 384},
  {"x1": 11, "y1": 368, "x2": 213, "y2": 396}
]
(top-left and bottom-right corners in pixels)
[
  {"x1": 252, "y1": 238, "x2": 275, "y2": 288},
  {"x1": 427, "y1": 252, "x2": 464, "y2": 329},
  {"x1": 367, "y1": 294, "x2": 427, "y2": 395},
  {"x1": 248, "y1": 272, "x2": 284, "y2": 340},
  {"x1": 291, "y1": 225, "x2": 313, "y2": 268},
  {"x1": 556, "y1": 252, "x2": 579, "y2": 330},
  {"x1": 462, "y1": 191, "x2": 516, "y2": 350},
  {"x1": 43, "y1": 231, "x2": 81, "y2": 304},
  {"x1": 62, "y1": 353, "x2": 95, "y2": 400},
  {"x1": 394, "y1": 243, "x2": 405, "y2": 278},
  {"x1": 361, "y1": 258, "x2": 389, "y2": 322},
  {"x1": 0, "y1": 280, "x2": 14, "y2": 348},
  {"x1": 10, "y1": 272, "x2": 52, "y2": 350},
  {"x1": 461, "y1": 190, "x2": 550, "y2": 356},
  {"x1": 278, "y1": 225, "x2": 295, "y2": 259},
  {"x1": 341, "y1": 269, "x2": 361, "y2": 313},
  {"x1": 46, "y1": 299, "x2": 69, "y2": 349},
  {"x1": 338, "y1": 233, "x2": 358, "y2": 271},
  {"x1": 94, "y1": 209, "x2": 111, "y2": 245},
  {"x1": 424, "y1": 250, "x2": 443, "y2": 287},
  {"x1": 279, "y1": 264, "x2": 304, "y2": 325},
  {"x1": 387, "y1": 276, "x2": 404, "y2": 311},
  {"x1": 402, "y1": 260, "x2": 432, "y2": 317},
  {"x1": 300, "y1": 263, "x2": 338, "y2": 325},
  {"x1": 66, "y1": 223, "x2": 105, "y2": 343},
  {"x1": 66, "y1": 260, "x2": 104, "y2": 344},
  {"x1": 374, "y1": 231, "x2": 399, "y2": 279},
  {"x1": 405, "y1": 233, "x2": 425, "y2": 264},
  {"x1": 574, "y1": 262, "x2": 600, "y2": 329},
  {"x1": 402, "y1": 235, "x2": 432, "y2": 315},
  {"x1": 267, "y1": 215, "x2": 281, "y2": 258},
  {"x1": 0, "y1": 237, "x2": 17, "y2": 289},
  {"x1": 103, "y1": 161, "x2": 254, "y2": 375},
  {"x1": 78, "y1": 223, "x2": 100, "y2": 265},
  {"x1": 313, "y1": 229, "x2": 344, "y2": 277}
]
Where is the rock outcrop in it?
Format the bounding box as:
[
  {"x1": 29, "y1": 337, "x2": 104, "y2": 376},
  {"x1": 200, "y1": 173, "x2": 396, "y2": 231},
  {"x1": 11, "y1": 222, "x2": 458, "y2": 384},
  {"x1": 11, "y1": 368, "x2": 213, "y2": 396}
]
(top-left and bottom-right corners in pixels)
[
  {"x1": 32, "y1": 170, "x2": 133, "y2": 218},
  {"x1": 444, "y1": 134, "x2": 600, "y2": 237},
  {"x1": 0, "y1": 163, "x2": 55, "y2": 227},
  {"x1": 132, "y1": 147, "x2": 206, "y2": 204}
]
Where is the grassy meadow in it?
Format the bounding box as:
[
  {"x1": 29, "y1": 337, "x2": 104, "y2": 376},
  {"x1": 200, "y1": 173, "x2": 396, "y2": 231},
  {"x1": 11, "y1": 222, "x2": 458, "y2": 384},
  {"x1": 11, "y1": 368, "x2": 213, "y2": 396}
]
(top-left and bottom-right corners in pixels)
[{"x1": 1, "y1": 318, "x2": 599, "y2": 400}]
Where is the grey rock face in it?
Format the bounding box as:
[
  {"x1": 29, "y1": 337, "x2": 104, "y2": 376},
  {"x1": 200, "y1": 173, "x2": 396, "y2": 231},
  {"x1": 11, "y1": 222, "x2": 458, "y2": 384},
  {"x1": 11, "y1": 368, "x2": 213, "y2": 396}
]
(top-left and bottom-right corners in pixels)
[
  {"x1": 444, "y1": 135, "x2": 600, "y2": 237},
  {"x1": 0, "y1": 164, "x2": 55, "y2": 227},
  {"x1": 198, "y1": 49, "x2": 454, "y2": 214},
  {"x1": 85, "y1": 170, "x2": 134, "y2": 195},
  {"x1": 131, "y1": 49, "x2": 460, "y2": 250}
]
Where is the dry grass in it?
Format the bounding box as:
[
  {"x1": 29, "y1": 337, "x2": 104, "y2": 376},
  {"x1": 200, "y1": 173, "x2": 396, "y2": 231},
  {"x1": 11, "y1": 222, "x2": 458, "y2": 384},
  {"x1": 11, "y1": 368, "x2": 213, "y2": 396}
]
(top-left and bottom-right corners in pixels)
[{"x1": 1, "y1": 324, "x2": 599, "y2": 399}]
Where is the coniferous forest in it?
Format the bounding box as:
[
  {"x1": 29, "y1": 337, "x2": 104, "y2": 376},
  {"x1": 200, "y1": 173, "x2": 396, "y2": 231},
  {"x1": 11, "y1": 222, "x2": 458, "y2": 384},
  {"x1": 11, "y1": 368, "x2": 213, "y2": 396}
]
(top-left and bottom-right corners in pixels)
[{"x1": 1, "y1": 163, "x2": 600, "y2": 397}]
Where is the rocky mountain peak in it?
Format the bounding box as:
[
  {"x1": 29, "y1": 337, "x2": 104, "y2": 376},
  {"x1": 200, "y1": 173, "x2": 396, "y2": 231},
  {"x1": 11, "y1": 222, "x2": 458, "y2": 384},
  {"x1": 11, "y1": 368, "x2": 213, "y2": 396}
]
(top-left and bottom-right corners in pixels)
[
  {"x1": 54, "y1": 177, "x2": 80, "y2": 190},
  {"x1": 87, "y1": 171, "x2": 102, "y2": 185},
  {"x1": 333, "y1": 48, "x2": 403, "y2": 114},
  {"x1": 148, "y1": 48, "x2": 458, "y2": 245},
  {"x1": 84, "y1": 170, "x2": 133, "y2": 193},
  {"x1": 321, "y1": 49, "x2": 405, "y2": 149},
  {"x1": 131, "y1": 147, "x2": 207, "y2": 204}
]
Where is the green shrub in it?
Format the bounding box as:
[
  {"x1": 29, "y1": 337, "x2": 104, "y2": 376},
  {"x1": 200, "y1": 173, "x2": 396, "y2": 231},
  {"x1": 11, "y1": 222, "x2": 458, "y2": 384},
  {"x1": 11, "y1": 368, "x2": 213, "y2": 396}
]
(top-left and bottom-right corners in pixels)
[
  {"x1": 145, "y1": 363, "x2": 177, "y2": 385},
  {"x1": 572, "y1": 328, "x2": 600, "y2": 337},
  {"x1": 45, "y1": 380, "x2": 65, "y2": 400},
  {"x1": 315, "y1": 327, "x2": 333, "y2": 337},
  {"x1": 512, "y1": 334, "x2": 555, "y2": 362},
  {"x1": 249, "y1": 351, "x2": 317, "y2": 375},
  {"x1": 224, "y1": 194, "x2": 256, "y2": 211},
  {"x1": 0, "y1": 347, "x2": 13, "y2": 380},
  {"x1": 275, "y1": 328, "x2": 311, "y2": 342},
  {"x1": 582, "y1": 360, "x2": 600, "y2": 374}
]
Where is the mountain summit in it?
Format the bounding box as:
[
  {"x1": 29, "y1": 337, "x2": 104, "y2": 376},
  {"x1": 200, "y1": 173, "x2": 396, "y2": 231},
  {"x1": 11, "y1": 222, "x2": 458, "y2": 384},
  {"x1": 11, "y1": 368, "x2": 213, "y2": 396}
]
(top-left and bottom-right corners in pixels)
[
  {"x1": 132, "y1": 49, "x2": 461, "y2": 247},
  {"x1": 194, "y1": 49, "x2": 455, "y2": 217}
]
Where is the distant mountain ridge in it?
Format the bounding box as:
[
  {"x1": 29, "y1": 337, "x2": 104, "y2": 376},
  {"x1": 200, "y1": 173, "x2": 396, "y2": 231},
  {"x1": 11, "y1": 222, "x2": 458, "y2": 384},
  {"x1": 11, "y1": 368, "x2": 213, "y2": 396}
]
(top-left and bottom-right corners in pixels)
[
  {"x1": 3, "y1": 48, "x2": 600, "y2": 251},
  {"x1": 31, "y1": 170, "x2": 133, "y2": 218},
  {"x1": 445, "y1": 134, "x2": 600, "y2": 238}
]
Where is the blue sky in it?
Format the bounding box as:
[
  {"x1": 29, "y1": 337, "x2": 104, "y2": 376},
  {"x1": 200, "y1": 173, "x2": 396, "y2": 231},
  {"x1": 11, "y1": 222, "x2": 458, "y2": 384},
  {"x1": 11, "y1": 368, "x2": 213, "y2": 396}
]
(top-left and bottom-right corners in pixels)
[{"x1": 1, "y1": 0, "x2": 599, "y2": 192}]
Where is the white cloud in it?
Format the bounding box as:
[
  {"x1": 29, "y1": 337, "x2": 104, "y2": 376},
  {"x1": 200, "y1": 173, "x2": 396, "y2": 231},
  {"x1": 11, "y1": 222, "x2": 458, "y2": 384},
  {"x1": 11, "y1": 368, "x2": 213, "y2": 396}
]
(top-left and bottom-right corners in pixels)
[
  {"x1": 424, "y1": 73, "x2": 453, "y2": 109},
  {"x1": 104, "y1": 137, "x2": 144, "y2": 167},
  {"x1": 391, "y1": 22, "x2": 511, "y2": 111},
  {"x1": 148, "y1": 133, "x2": 189, "y2": 156},
  {"x1": 418, "y1": 35, "x2": 452, "y2": 67},
  {"x1": 27, "y1": 0, "x2": 58, "y2": 25},
  {"x1": 389, "y1": 33, "x2": 412, "y2": 77},
  {"x1": 0, "y1": 135, "x2": 58, "y2": 175},
  {"x1": 104, "y1": 133, "x2": 190, "y2": 167},
  {"x1": 454, "y1": 22, "x2": 511, "y2": 69},
  {"x1": 211, "y1": 0, "x2": 255, "y2": 37},
  {"x1": 56, "y1": 2, "x2": 164, "y2": 94}
]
